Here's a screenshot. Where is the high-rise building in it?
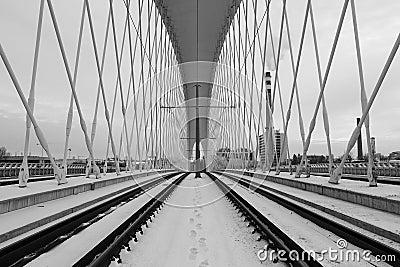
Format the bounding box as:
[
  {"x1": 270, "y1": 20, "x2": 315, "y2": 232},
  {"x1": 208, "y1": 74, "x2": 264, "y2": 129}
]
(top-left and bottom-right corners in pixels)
[
  {"x1": 258, "y1": 134, "x2": 266, "y2": 163},
  {"x1": 371, "y1": 137, "x2": 376, "y2": 154},
  {"x1": 258, "y1": 71, "x2": 275, "y2": 167},
  {"x1": 258, "y1": 129, "x2": 288, "y2": 166},
  {"x1": 274, "y1": 129, "x2": 288, "y2": 164},
  {"x1": 265, "y1": 71, "x2": 272, "y2": 108},
  {"x1": 258, "y1": 72, "x2": 289, "y2": 166}
]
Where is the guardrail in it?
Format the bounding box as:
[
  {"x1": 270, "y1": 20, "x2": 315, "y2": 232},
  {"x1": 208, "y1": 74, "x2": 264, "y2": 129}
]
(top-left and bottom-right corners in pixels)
[
  {"x1": 276, "y1": 163, "x2": 400, "y2": 177},
  {"x1": 0, "y1": 162, "x2": 172, "y2": 179},
  {"x1": 307, "y1": 163, "x2": 400, "y2": 177},
  {"x1": 0, "y1": 163, "x2": 86, "y2": 178}
]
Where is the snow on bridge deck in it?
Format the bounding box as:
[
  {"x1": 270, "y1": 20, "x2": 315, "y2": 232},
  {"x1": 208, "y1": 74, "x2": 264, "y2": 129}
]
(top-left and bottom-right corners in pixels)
[
  {"x1": 225, "y1": 169, "x2": 400, "y2": 215},
  {"x1": 0, "y1": 170, "x2": 173, "y2": 245},
  {"x1": 0, "y1": 170, "x2": 172, "y2": 214},
  {"x1": 220, "y1": 171, "x2": 400, "y2": 249}
]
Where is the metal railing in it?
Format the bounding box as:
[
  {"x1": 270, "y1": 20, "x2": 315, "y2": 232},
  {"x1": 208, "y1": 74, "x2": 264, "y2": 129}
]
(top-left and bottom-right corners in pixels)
[{"x1": 0, "y1": 163, "x2": 86, "y2": 178}]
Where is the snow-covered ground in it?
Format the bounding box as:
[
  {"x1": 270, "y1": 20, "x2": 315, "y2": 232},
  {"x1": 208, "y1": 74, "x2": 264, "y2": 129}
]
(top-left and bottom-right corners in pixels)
[
  {"x1": 121, "y1": 173, "x2": 277, "y2": 267},
  {"x1": 216, "y1": 174, "x2": 393, "y2": 267},
  {"x1": 0, "y1": 172, "x2": 167, "y2": 247},
  {"x1": 26, "y1": 171, "x2": 393, "y2": 267},
  {"x1": 27, "y1": 176, "x2": 176, "y2": 266}
]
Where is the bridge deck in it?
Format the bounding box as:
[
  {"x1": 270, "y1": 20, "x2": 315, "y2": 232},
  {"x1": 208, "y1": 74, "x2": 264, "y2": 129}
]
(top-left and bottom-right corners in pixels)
[
  {"x1": 0, "y1": 170, "x2": 171, "y2": 214},
  {"x1": 222, "y1": 171, "x2": 400, "y2": 251},
  {"x1": 227, "y1": 170, "x2": 400, "y2": 215},
  {"x1": 0, "y1": 170, "x2": 171, "y2": 246}
]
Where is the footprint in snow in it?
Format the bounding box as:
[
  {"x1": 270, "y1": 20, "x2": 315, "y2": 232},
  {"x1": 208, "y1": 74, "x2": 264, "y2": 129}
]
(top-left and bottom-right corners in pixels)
[
  {"x1": 189, "y1": 247, "x2": 198, "y2": 260},
  {"x1": 190, "y1": 229, "x2": 197, "y2": 238},
  {"x1": 199, "y1": 259, "x2": 209, "y2": 267},
  {"x1": 199, "y1": 237, "x2": 206, "y2": 247},
  {"x1": 199, "y1": 237, "x2": 208, "y2": 252}
]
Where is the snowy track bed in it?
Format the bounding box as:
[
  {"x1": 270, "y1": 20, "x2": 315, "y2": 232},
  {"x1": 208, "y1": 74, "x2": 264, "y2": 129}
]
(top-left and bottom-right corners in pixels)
[
  {"x1": 214, "y1": 172, "x2": 398, "y2": 267},
  {"x1": 118, "y1": 173, "x2": 272, "y2": 267},
  {"x1": 0, "y1": 172, "x2": 181, "y2": 266}
]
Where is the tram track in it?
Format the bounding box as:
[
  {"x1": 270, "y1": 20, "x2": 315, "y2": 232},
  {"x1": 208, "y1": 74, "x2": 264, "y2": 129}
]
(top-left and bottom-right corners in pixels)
[
  {"x1": 212, "y1": 171, "x2": 400, "y2": 266},
  {"x1": 0, "y1": 171, "x2": 182, "y2": 266},
  {"x1": 207, "y1": 172, "x2": 320, "y2": 267},
  {"x1": 72, "y1": 172, "x2": 189, "y2": 267},
  {"x1": 99, "y1": 172, "x2": 273, "y2": 267},
  {"x1": 4, "y1": 171, "x2": 398, "y2": 266}
]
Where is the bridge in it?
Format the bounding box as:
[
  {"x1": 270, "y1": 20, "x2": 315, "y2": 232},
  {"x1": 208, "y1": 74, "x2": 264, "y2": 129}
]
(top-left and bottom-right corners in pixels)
[{"x1": 0, "y1": 0, "x2": 399, "y2": 266}]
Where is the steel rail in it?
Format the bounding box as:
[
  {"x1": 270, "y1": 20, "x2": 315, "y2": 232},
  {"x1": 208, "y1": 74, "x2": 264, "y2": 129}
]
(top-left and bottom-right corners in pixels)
[
  {"x1": 0, "y1": 171, "x2": 181, "y2": 266},
  {"x1": 207, "y1": 172, "x2": 317, "y2": 267},
  {"x1": 215, "y1": 171, "x2": 400, "y2": 266},
  {"x1": 75, "y1": 172, "x2": 189, "y2": 266}
]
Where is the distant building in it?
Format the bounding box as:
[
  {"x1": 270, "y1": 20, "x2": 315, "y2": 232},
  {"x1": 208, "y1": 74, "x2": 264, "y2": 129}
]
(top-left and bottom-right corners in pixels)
[
  {"x1": 258, "y1": 129, "x2": 288, "y2": 165},
  {"x1": 371, "y1": 137, "x2": 376, "y2": 154},
  {"x1": 258, "y1": 71, "x2": 276, "y2": 167},
  {"x1": 258, "y1": 134, "x2": 266, "y2": 163},
  {"x1": 0, "y1": 155, "x2": 50, "y2": 164},
  {"x1": 230, "y1": 148, "x2": 254, "y2": 160},
  {"x1": 258, "y1": 130, "x2": 273, "y2": 165},
  {"x1": 0, "y1": 155, "x2": 89, "y2": 166},
  {"x1": 274, "y1": 130, "x2": 288, "y2": 164},
  {"x1": 307, "y1": 154, "x2": 328, "y2": 164},
  {"x1": 55, "y1": 158, "x2": 85, "y2": 165},
  {"x1": 389, "y1": 151, "x2": 400, "y2": 160}
]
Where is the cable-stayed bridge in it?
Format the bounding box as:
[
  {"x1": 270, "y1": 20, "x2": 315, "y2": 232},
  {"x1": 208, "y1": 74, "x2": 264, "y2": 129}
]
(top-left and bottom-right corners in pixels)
[{"x1": 0, "y1": 0, "x2": 399, "y2": 266}]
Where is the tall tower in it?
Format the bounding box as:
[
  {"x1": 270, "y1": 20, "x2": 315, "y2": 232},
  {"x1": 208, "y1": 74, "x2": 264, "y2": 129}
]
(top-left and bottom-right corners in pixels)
[
  {"x1": 356, "y1": 117, "x2": 363, "y2": 160},
  {"x1": 265, "y1": 72, "x2": 272, "y2": 107},
  {"x1": 263, "y1": 72, "x2": 274, "y2": 167}
]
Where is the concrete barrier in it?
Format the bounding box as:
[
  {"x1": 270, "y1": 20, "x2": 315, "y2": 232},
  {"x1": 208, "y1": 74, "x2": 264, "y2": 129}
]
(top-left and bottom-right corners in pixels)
[
  {"x1": 220, "y1": 171, "x2": 400, "y2": 243},
  {"x1": 0, "y1": 170, "x2": 173, "y2": 214},
  {"x1": 225, "y1": 169, "x2": 400, "y2": 215}
]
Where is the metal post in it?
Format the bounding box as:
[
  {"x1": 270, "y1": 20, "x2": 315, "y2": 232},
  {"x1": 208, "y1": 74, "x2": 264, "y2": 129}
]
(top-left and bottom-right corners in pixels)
[
  {"x1": 19, "y1": 0, "x2": 45, "y2": 187},
  {"x1": 46, "y1": 0, "x2": 100, "y2": 178},
  {"x1": 0, "y1": 44, "x2": 66, "y2": 185}
]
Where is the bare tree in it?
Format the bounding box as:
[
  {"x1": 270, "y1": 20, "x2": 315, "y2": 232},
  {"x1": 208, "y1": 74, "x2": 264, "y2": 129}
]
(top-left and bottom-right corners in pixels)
[{"x1": 0, "y1": 146, "x2": 9, "y2": 158}]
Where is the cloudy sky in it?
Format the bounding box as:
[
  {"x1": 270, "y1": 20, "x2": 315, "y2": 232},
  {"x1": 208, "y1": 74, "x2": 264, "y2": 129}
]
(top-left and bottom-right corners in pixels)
[
  {"x1": 0, "y1": 0, "x2": 399, "y2": 159},
  {"x1": 267, "y1": 0, "x2": 400, "y2": 157}
]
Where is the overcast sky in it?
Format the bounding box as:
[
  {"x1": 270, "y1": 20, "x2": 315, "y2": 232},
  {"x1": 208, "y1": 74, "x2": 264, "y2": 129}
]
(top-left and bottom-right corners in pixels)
[
  {"x1": 0, "y1": 0, "x2": 399, "y2": 159},
  {"x1": 267, "y1": 0, "x2": 400, "y2": 157}
]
